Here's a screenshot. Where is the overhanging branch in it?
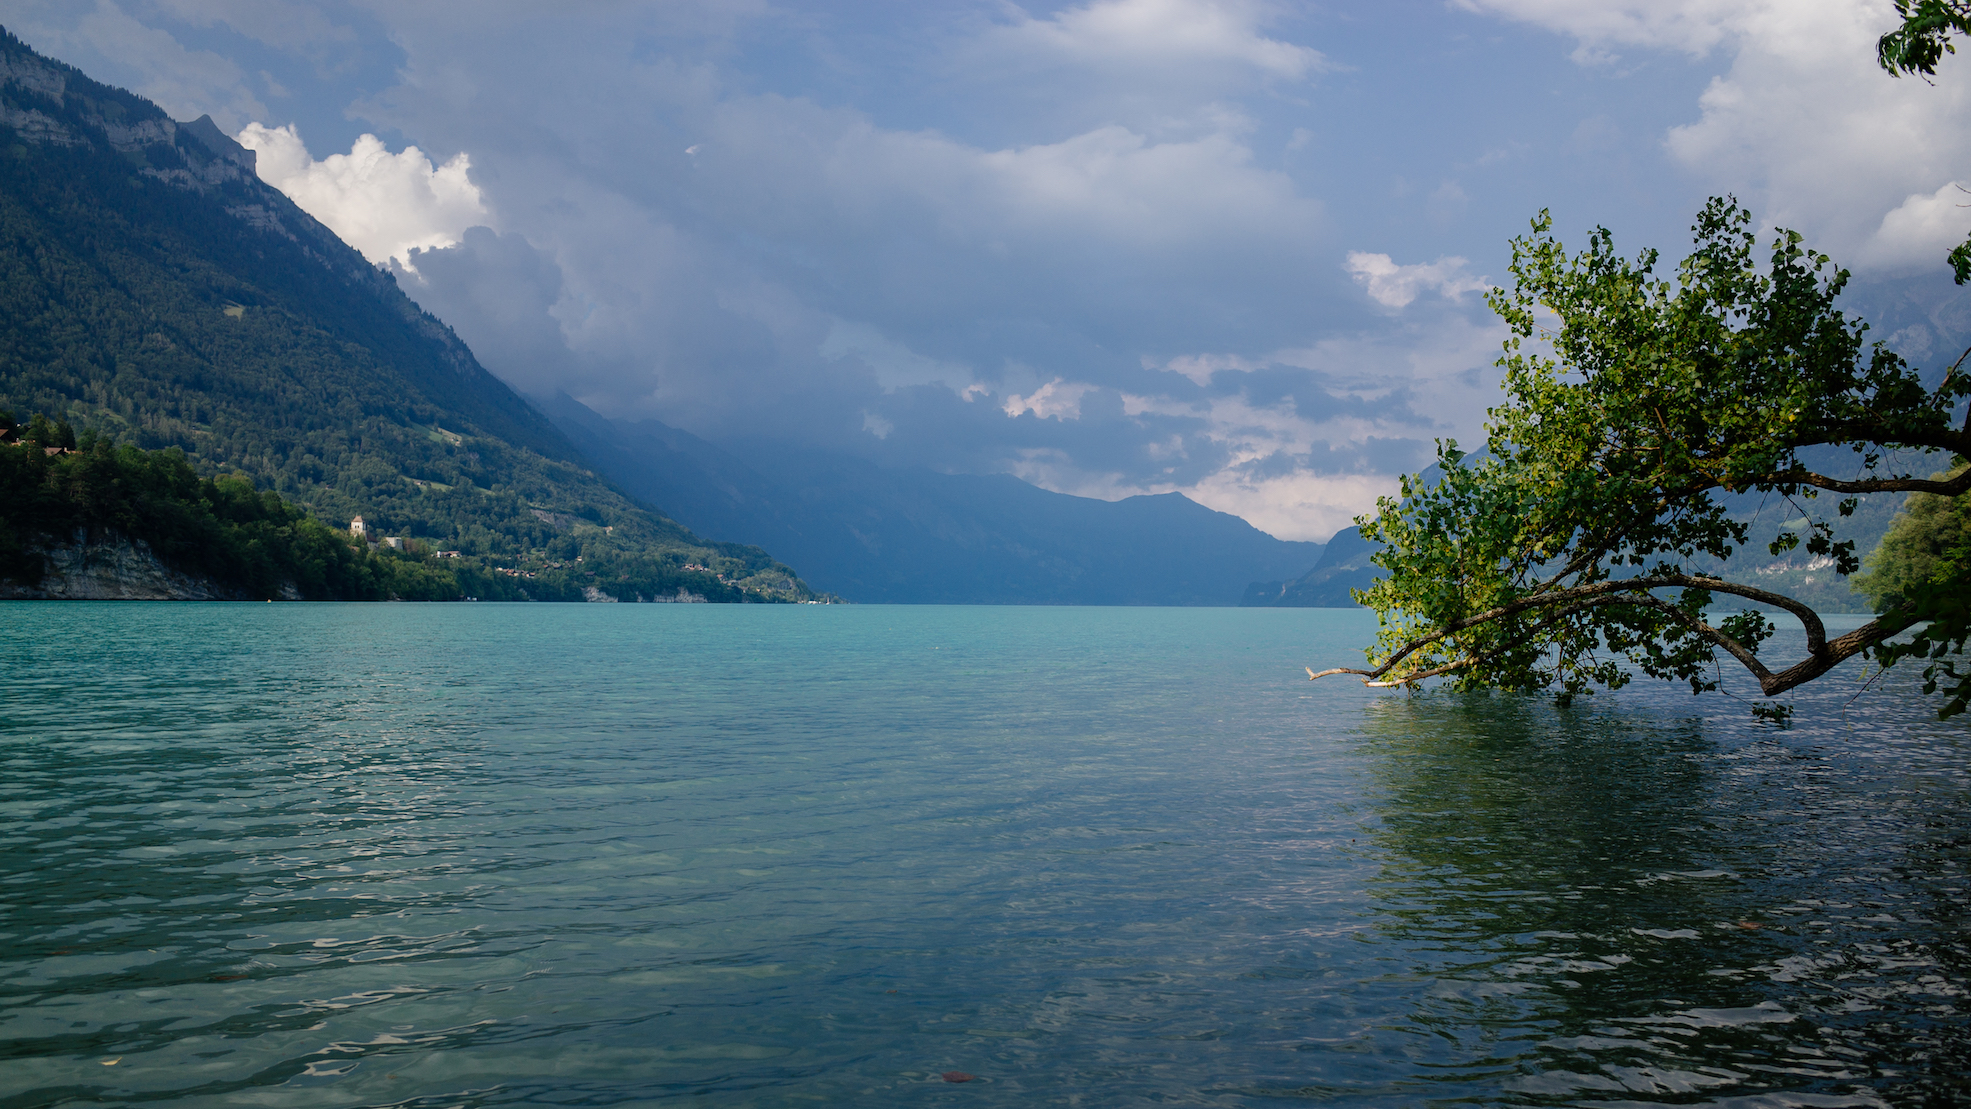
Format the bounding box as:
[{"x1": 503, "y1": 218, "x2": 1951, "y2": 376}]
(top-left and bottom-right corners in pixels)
[
  {"x1": 1744, "y1": 465, "x2": 1971, "y2": 498},
  {"x1": 1333, "y1": 572, "x2": 1823, "y2": 682},
  {"x1": 1309, "y1": 571, "x2": 1907, "y2": 697},
  {"x1": 1310, "y1": 592, "x2": 1704, "y2": 687}
]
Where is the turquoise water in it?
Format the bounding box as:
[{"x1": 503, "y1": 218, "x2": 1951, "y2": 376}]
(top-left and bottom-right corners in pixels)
[{"x1": 0, "y1": 603, "x2": 1965, "y2": 1107}]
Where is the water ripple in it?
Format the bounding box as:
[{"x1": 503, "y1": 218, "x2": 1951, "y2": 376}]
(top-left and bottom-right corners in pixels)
[{"x1": 0, "y1": 604, "x2": 1963, "y2": 1107}]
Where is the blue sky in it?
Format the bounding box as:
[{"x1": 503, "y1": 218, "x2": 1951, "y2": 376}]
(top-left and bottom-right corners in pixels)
[{"x1": 6, "y1": 0, "x2": 1969, "y2": 540}]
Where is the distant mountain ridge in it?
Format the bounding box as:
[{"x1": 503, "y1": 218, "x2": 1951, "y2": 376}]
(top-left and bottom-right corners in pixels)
[
  {"x1": 1241, "y1": 525, "x2": 1380, "y2": 608},
  {"x1": 0, "y1": 28, "x2": 814, "y2": 601},
  {"x1": 539, "y1": 393, "x2": 1325, "y2": 605}
]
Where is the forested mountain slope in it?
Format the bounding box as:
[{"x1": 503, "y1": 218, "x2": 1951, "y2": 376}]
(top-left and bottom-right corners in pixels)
[{"x1": 0, "y1": 29, "x2": 813, "y2": 602}]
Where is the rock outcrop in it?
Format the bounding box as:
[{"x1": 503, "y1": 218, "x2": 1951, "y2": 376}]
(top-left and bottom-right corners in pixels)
[{"x1": 0, "y1": 529, "x2": 295, "y2": 600}]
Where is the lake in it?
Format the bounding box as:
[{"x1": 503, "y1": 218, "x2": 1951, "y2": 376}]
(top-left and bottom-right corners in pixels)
[{"x1": 1, "y1": 603, "x2": 1965, "y2": 1107}]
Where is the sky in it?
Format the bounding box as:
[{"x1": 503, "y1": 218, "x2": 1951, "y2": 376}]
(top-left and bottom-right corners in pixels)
[{"x1": 6, "y1": 0, "x2": 1971, "y2": 541}]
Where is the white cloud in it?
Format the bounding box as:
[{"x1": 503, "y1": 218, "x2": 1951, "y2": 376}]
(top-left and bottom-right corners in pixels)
[
  {"x1": 1657, "y1": 0, "x2": 1971, "y2": 270},
  {"x1": 1019, "y1": 317, "x2": 1509, "y2": 541},
  {"x1": 1181, "y1": 469, "x2": 1397, "y2": 544},
  {"x1": 956, "y1": 0, "x2": 1327, "y2": 136},
  {"x1": 237, "y1": 123, "x2": 488, "y2": 266},
  {"x1": 1121, "y1": 387, "x2": 1328, "y2": 460},
  {"x1": 1270, "y1": 317, "x2": 1509, "y2": 431},
  {"x1": 1344, "y1": 252, "x2": 1490, "y2": 309},
  {"x1": 1862, "y1": 181, "x2": 1971, "y2": 268},
  {"x1": 979, "y1": 126, "x2": 1305, "y2": 244},
  {"x1": 1004, "y1": 434, "x2": 1399, "y2": 542},
  {"x1": 1155, "y1": 352, "x2": 1260, "y2": 386},
  {"x1": 620, "y1": 94, "x2": 1325, "y2": 335},
  {"x1": 1003, "y1": 378, "x2": 1097, "y2": 420},
  {"x1": 741, "y1": 117, "x2": 1322, "y2": 254},
  {"x1": 1452, "y1": 0, "x2": 1750, "y2": 57},
  {"x1": 1000, "y1": 0, "x2": 1327, "y2": 80},
  {"x1": 1464, "y1": 0, "x2": 1971, "y2": 272}
]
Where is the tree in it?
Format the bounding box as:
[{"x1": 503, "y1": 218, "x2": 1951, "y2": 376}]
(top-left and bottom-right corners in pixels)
[
  {"x1": 23, "y1": 413, "x2": 57, "y2": 448},
  {"x1": 1879, "y1": 1, "x2": 1971, "y2": 281},
  {"x1": 1309, "y1": 199, "x2": 1971, "y2": 720},
  {"x1": 1878, "y1": 2, "x2": 1971, "y2": 80},
  {"x1": 1853, "y1": 463, "x2": 1971, "y2": 715}
]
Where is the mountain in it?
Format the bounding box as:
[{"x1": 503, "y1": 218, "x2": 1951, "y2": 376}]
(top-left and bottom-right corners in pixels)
[
  {"x1": 538, "y1": 393, "x2": 1325, "y2": 605},
  {"x1": 1242, "y1": 525, "x2": 1380, "y2": 608},
  {"x1": 0, "y1": 29, "x2": 813, "y2": 602}
]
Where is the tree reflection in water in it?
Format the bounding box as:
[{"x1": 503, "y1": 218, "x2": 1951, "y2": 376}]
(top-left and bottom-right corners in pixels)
[{"x1": 1349, "y1": 673, "x2": 1969, "y2": 1107}]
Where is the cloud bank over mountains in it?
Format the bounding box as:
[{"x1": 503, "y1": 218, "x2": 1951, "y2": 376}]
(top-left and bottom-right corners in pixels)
[
  {"x1": 9, "y1": 0, "x2": 1971, "y2": 541},
  {"x1": 238, "y1": 123, "x2": 484, "y2": 265}
]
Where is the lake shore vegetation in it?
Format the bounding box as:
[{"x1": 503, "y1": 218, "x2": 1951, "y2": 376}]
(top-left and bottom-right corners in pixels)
[
  {"x1": 1309, "y1": 200, "x2": 1970, "y2": 721},
  {"x1": 1, "y1": 412, "x2": 811, "y2": 602}
]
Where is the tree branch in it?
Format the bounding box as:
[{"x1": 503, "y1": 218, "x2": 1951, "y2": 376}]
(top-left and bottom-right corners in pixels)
[
  {"x1": 1680, "y1": 575, "x2": 1827, "y2": 654},
  {"x1": 1761, "y1": 613, "x2": 1920, "y2": 695},
  {"x1": 1738, "y1": 465, "x2": 1971, "y2": 498},
  {"x1": 1308, "y1": 593, "x2": 1629, "y2": 686},
  {"x1": 1311, "y1": 568, "x2": 1868, "y2": 690},
  {"x1": 1939, "y1": 340, "x2": 1971, "y2": 395},
  {"x1": 1622, "y1": 593, "x2": 1775, "y2": 685},
  {"x1": 1317, "y1": 582, "x2": 1918, "y2": 700},
  {"x1": 1359, "y1": 196, "x2": 1966, "y2": 715},
  {"x1": 1339, "y1": 571, "x2": 1823, "y2": 682}
]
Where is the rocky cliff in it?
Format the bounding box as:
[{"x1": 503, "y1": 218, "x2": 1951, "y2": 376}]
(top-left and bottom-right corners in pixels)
[{"x1": 0, "y1": 529, "x2": 295, "y2": 600}]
